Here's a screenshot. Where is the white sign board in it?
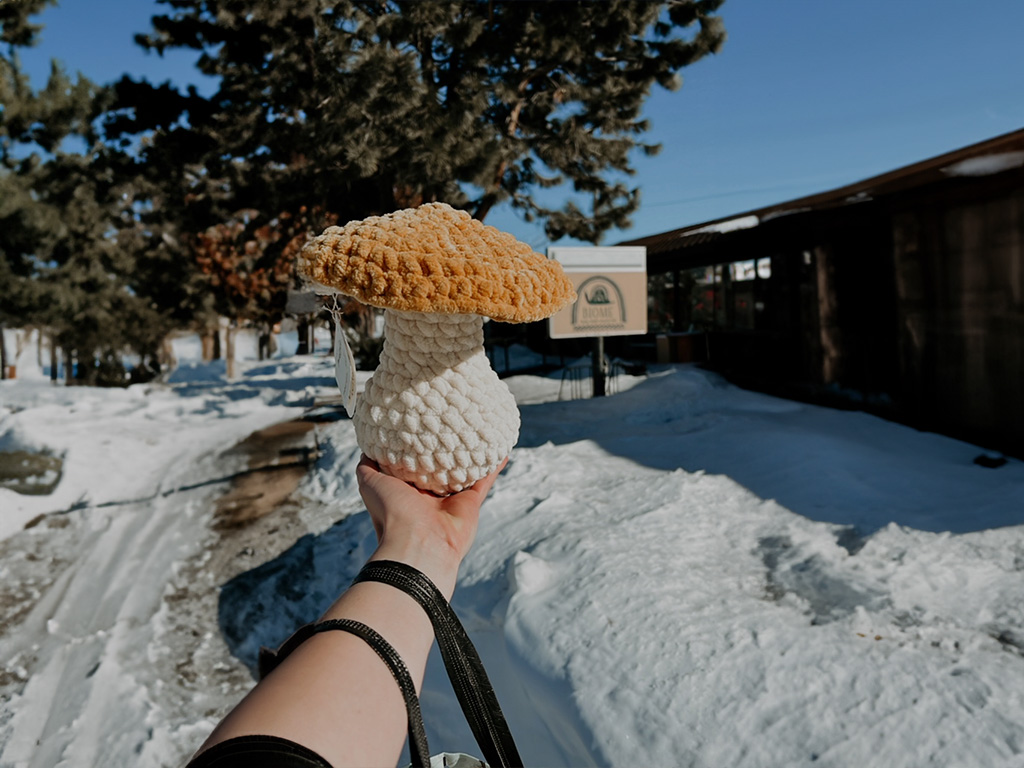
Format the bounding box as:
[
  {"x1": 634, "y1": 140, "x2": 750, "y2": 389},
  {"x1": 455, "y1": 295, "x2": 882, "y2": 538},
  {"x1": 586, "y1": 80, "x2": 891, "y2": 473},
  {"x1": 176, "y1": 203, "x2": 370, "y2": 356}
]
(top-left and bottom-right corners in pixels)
[{"x1": 548, "y1": 247, "x2": 647, "y2": 339}]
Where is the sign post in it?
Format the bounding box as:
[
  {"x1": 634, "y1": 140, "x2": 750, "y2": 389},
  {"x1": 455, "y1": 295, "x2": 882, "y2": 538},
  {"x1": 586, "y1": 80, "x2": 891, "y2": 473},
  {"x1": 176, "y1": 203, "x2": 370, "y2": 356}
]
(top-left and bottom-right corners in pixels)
[
  {"x1": 548, "y1": 247, "x2": 647, "y2": 396},
  {"x1": 286, "y1": 290, "x2": 319, "y2": 354}
]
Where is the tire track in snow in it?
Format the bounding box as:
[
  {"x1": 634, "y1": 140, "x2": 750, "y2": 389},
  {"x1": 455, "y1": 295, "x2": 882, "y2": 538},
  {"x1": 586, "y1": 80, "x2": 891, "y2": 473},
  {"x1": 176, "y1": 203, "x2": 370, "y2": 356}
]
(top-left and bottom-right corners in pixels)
[{"x1": 0, "y1": 408, "x2": 302, "y2": 768}]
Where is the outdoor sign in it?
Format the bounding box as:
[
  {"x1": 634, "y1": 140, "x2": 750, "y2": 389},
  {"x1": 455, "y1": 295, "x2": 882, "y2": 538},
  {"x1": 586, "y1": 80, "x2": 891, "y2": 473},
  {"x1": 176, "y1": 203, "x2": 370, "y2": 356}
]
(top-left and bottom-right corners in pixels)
[
  {"x1": 285, "y1": 289, "x2": 319, "y2": 314},
  {"x1": 547, "y1": 246, "x2": 647, "y2": 339}
]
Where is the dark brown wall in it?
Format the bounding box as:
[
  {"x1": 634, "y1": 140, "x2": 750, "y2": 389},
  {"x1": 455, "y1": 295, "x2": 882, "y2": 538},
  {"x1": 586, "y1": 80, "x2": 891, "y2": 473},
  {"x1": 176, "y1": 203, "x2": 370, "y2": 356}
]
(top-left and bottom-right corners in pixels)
[
  {"x1": 818, "y1": 212, "x2": 900, "y2": 397},
  {"x1": 632, "y1": 169, "x2": 1024, "y2": 454},
  {"x1": 892, "y1": 188, "x2": 1024, "y2": 453},
  {"x1": 697, "y1": 210, "x2": 899, "y2": 401}
]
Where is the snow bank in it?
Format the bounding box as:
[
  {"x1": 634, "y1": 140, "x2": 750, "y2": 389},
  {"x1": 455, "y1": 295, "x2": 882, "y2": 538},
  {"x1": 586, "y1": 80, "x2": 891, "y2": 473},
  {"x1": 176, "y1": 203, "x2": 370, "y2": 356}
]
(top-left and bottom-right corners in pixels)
[
  {"x1": 255, "y1": 366, "x2": 1024, "y2": 766},
  {"x1": 0, "y1": 356, "x2": 337, "y2": 539},
  {"x1": 1, "y1": 360, "x2": 1023, "y2": 767}
]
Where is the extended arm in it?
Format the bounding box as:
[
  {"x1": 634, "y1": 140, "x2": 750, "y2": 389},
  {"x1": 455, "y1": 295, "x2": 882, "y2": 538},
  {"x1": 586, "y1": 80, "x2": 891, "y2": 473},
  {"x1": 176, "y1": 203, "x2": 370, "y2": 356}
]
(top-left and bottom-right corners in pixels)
[{"x1": 189, "y1": 455, "x2": 505, "y2": 768}]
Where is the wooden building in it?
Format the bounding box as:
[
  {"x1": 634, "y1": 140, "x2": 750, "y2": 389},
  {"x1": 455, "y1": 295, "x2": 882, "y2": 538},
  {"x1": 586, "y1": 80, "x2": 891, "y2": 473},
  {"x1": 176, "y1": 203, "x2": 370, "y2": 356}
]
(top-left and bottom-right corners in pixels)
[{"x1": 622, "y1": 128, "x2": 1024, "y2": 457}]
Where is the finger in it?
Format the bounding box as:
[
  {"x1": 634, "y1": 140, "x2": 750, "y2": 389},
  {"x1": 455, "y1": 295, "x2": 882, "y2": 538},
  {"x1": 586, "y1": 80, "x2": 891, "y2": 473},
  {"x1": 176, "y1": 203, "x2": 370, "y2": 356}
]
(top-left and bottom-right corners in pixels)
[{"x1": 356, "y1": 454, "x2": 380, "y2": 487}]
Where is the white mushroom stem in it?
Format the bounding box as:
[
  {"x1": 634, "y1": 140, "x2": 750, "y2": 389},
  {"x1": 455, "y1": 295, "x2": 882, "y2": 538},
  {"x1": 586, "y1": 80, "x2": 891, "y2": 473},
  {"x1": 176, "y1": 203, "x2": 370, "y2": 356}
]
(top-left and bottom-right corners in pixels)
[{"x1": 354, "y1": 309, "x2": 520, "y2": 495}]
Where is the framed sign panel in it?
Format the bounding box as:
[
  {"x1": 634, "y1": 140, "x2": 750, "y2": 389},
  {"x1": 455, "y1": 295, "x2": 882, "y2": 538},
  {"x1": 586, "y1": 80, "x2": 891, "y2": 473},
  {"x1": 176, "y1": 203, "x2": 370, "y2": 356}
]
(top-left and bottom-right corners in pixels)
[{"x1": 548, "y1": 247, "x2": 647, "y2": 339}]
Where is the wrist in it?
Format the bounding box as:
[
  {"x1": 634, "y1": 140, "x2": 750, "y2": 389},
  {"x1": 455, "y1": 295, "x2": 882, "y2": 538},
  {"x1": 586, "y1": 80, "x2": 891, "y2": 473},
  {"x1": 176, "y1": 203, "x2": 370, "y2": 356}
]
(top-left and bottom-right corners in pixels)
[{"x1": 369, "y1": 536, "x2": 463, "y2": 599}]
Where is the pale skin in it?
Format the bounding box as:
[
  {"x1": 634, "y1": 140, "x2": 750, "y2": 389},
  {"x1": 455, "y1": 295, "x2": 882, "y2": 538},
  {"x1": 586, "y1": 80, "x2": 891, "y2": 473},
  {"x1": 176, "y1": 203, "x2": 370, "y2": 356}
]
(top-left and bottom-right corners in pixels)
[{"x1": 193, "y1": 454, "x2": 507, "y2": 768}]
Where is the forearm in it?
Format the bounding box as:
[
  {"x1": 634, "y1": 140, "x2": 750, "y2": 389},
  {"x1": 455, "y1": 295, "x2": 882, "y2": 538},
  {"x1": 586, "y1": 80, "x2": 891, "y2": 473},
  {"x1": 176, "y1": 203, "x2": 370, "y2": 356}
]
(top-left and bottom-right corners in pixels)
[
  {"x1": 198, "y1": 542, "x2": 462, "y2": 768},
  {"x1": 192, "y1": 453, "x2": 500, "y2": 767}
]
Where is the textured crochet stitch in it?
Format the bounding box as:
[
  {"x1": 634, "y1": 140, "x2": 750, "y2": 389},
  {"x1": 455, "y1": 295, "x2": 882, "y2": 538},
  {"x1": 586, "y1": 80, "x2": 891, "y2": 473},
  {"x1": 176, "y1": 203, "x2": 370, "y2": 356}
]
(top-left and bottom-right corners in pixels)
[
  {"x1": 356, "y1": 310, "x2": 519, "y2": 494},
  {"x1": 298, "y1": 203, "x2": 575, "y2": 322},
  {"x1": 298, "y1": 203, "x2": 575, "y2": 494}
]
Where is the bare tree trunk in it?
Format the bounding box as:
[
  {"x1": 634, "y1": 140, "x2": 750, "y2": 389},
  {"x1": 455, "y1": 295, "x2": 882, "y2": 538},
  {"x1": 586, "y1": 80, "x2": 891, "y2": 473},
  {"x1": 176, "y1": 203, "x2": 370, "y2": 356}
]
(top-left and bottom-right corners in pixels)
[
  {"x1": 258, "y1": 324, "x2": 269, "y2": 361},
  {"x1": 64, "y1": 349, "x2": 74, "y2": 386},
  {"x1": 50, "y1": 335, "x2": 59, "y2": 383},
  {"x1": 0, "y1": 324, "x2": 8, "y2": 379},
  {"x1": 201, "y1": 330, "x2": 213, "y2": 361},
  {"x1": 78, "y1": 351, "x2": 97, "y2": 386},
  {"x1": 159, "y1": 334, "x2": 177, "y2": 376},
  {"x1": 296, "y1": 316, "x2": 311, "y2": 355},
  {"x1": 201, "y1": 327, "x2": 217, "y2": 361},
  {"x1": 14, "y1": 329, "x2": 26, "y2": 361},
  {"x1": 225, "y1": 321, "x2": 237, "y2": 380}
]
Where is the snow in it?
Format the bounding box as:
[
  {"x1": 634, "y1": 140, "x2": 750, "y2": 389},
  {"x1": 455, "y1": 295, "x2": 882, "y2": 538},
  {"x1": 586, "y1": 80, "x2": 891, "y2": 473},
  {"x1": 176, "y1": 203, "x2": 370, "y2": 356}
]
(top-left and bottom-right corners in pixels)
[
  {"x1": 689, "y1": 215, "x2": 760, "y2": 235},
  {"x1": 941, "y1": 151, "x2": 1024, "y2": 177},
  {"x1": 1, "y1": 353, "x2": 1023, "y2": 767},
  {"x1": 760, "y1": 206, "x2": 812, "y2": 223}
]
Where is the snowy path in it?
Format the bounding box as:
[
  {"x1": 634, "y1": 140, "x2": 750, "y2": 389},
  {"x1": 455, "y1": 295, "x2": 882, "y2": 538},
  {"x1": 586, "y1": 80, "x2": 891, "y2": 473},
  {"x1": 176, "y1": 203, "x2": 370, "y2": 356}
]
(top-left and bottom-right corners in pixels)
[
  {"x1": 0, "y1": 366, "x2": 325, "y2": 767},
  {"x1": 1, "y1": 488, "x2": 212, "y2": 765}
]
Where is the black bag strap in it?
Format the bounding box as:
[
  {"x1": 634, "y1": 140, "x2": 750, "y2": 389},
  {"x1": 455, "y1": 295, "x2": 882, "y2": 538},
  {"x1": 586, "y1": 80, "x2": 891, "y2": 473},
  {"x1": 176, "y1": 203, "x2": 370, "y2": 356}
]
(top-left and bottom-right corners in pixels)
[
  {"x1": 259, "y1": 618, "x2": 432, "y2": 768},
  {"x1": 354, "y1": 560, "x2": 524, "y2": 768}
]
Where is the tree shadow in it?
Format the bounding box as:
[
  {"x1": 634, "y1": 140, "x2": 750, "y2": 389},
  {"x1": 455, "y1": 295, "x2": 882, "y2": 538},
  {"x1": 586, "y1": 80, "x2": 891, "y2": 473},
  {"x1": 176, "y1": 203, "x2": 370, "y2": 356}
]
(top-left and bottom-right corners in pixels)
[
  {"x1": 218, "y1": 514, "x2": 376, "y2": 673},
  {"x1": 217, "y1": 512, "x2": 603, "y2": 766},
  {"x1": 514, "y1": 367, "x2": 1024, "y2": 535}
]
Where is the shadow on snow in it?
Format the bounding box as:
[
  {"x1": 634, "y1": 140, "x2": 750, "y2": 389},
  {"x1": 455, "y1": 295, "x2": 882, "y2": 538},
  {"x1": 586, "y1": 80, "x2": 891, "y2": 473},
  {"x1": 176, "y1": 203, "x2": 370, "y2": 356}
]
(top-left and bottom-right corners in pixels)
[
  {"x1": 217, "y1": 513, "x2": 603, "y2": 767},
  {"x1": 515, "y1": 367, "x2": 1024, "y2": 535}
]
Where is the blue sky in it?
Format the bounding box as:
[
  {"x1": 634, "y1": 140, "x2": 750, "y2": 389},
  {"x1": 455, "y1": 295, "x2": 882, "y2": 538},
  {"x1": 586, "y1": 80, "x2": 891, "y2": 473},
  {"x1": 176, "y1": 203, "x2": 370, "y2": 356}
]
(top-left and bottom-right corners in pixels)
[{"x1": 17, "y1": 0, "x2": 1024, "y2": 250}]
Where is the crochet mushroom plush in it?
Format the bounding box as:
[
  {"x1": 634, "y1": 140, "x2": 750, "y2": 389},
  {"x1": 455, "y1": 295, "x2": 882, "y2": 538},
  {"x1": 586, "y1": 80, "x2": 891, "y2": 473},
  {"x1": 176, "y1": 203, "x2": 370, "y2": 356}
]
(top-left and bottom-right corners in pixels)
[{"x1": 298, "y1": 203, "x2": 575, "y2": 495}]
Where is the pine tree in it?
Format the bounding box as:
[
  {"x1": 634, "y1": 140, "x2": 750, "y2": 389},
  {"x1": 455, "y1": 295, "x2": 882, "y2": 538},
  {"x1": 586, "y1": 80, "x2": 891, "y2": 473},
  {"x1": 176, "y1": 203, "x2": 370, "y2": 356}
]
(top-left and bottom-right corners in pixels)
[
  {"x1": 103, "y1": 0, "x2": 724, "y2": 368},
  {"x1": 0, "y1": 0, "x2": 48, "y2": 377},
  {"x1": 105, "y1": 61, "x2": 338, "y2": 365},
  {"x1": 32, "y1": 147, "x2": 180, "y2": 385},
  {"x1": 383, "y1": 0, "x2": 727, "y2": 240},
  {"x1": 1, "y1": 1, "x2": 178, "y2": 384},
  {"x1": 122, "y1": 0, "x2": 725, "y2": 242},
  {"x1": 0, "y1": 0, "x2": 95, "y2": 379}
]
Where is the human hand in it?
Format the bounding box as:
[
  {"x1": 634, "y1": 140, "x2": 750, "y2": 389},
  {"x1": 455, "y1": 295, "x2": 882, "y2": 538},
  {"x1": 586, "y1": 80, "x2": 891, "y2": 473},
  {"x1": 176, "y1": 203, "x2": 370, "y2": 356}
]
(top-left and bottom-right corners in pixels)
[{"x1": 356, "y1": 455, "x2": 507, "y2": 592}]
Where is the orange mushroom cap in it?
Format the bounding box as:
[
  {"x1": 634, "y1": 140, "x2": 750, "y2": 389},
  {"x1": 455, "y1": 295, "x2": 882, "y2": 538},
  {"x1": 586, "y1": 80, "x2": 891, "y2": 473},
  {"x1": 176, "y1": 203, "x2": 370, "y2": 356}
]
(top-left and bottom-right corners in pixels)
[{"x1": 297, "y1": 202, "x2": 576, "y2": 323}]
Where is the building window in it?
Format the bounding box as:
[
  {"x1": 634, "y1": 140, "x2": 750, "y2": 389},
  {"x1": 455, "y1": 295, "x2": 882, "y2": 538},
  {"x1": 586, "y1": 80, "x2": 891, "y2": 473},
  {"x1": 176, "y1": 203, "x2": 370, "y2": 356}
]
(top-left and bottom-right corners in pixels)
[
  {"x1": 730, "y1": 259, "x2": 757, "y2": 281},
  {"x1": 648, "y1": 256, "x2": 772, "y2": 334}
]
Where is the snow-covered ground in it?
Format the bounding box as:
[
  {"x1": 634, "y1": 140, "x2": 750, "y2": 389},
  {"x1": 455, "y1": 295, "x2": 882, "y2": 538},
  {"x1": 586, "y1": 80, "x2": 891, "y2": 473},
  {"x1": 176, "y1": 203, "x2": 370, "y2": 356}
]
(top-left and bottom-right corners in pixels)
[{"x1": 1, "y1": 343, "x2": 1023, "y2": 767}]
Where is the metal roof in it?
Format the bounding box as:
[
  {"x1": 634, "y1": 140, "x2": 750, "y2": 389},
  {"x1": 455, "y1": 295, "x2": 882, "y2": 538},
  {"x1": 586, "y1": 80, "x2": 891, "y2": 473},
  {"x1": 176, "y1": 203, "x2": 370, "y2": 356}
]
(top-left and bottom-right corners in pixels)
[{"x1": 620, "y1": 127, "x2": 1024, "y2": 258}]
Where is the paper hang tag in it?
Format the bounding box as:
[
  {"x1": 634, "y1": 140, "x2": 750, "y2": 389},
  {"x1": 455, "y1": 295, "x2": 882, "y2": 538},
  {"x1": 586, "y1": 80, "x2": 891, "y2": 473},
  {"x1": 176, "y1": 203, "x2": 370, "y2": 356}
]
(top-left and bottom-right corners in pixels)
[{"x1": 333, "y1": 316, "x2": 358, "y2": 416}]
